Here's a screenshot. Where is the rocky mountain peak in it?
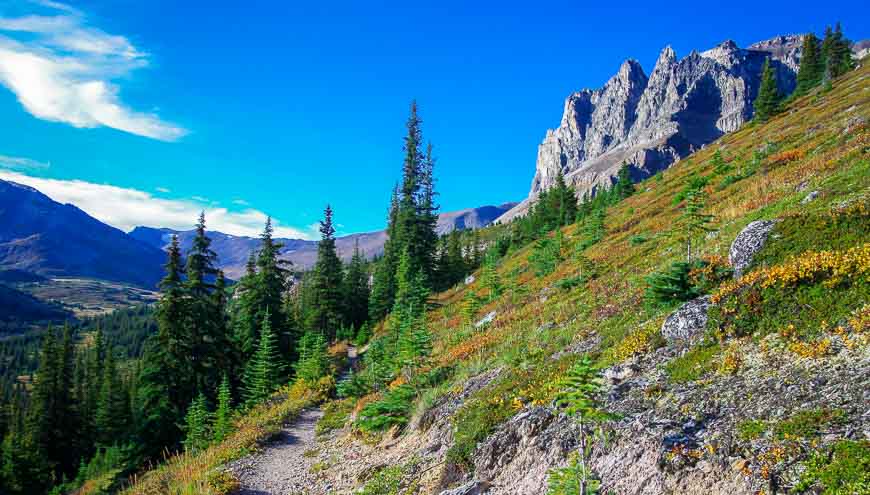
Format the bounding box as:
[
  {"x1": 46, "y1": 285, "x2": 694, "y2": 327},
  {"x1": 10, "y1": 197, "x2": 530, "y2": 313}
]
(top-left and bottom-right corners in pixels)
[{"x1": 498, "y1": 35, "x2": 804, "y2": 223}]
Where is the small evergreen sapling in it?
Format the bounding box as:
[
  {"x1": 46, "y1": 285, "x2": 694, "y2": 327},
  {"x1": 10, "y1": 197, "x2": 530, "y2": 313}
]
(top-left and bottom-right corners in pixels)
[
  {"x1": 182, "y1": 393, "x2": 211, "y2": 453},
  {"x1": 548, "y1": 356, "x2": 608, "y2": 495},
  {"x1": 212, "y1": 374, "x2": 233, "y2": 443}
]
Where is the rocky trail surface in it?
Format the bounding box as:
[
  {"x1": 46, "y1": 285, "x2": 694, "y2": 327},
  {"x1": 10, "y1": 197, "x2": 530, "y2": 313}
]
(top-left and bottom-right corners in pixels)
[
  {"x1": 229, "y1": 346, "x2": 358, "y2": 494},
  {"x1": 230, "y1": 408, "x2": 324, "y2": 494}
]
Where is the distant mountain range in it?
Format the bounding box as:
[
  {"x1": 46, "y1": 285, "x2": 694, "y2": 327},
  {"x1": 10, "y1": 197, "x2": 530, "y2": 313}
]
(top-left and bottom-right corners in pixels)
[
  {"x1": 131, "y1": 202, "x2": 517, "y2": 279},
  {"x1": 0, "y1": 180, "x2": 166, "y2": 288},
  {"x1": 0, "y1": 178, "x2": 515, "y2": 286}
]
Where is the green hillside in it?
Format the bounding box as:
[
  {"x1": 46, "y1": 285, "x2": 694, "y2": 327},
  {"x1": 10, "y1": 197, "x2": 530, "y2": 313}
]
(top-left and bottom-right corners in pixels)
[{"x1": 116, "y1": 58, "x2": 869, "y2": 495}]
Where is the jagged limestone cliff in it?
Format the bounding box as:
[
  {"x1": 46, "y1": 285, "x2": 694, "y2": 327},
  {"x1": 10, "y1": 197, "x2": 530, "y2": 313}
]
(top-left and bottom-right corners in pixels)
[{"x1": 498, "y1": 35, "x2": 804, "y2": 222}]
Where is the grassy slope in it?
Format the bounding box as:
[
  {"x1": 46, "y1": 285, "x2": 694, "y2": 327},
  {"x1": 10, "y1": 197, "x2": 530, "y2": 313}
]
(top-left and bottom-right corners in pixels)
[{"x1": 118, "y1": 62, "x2": 869, "y2": 494}]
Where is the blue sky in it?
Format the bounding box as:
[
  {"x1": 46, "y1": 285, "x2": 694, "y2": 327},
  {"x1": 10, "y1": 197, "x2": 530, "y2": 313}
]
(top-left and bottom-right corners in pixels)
[{"x1": 1, "y1": 0, "x2": 867, "y2": 238}]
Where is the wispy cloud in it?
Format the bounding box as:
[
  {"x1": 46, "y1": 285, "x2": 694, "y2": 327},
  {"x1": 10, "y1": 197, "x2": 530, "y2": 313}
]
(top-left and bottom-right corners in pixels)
[
  {"x1": 0, "y1": 170, "x2": 314, "y2": 239},
  {"x1": 0, "y1": 1, "x2": 186, "y2": 141},
  {"x1": 155, "y1": 186, "x2": 170, "y2": 193},
  {"x1": 0, "y1": 153, "x2": 50, "y2": 170},
  {"x1": 232, "y1": 198, "x2": 249, "y2": 206}
]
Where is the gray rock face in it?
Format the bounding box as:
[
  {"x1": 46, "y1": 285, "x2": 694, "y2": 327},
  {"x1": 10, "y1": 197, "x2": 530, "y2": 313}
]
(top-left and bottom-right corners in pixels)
[
  {"x1": 729, "y1": 220, "x2": 777, "y2": 278},
  {"x1": 438, "y1": 480, "x2": 491, "y2": 495},
  {"x1": 474, "y1": 407, "x2": 580, "y2": 493},
  {"x1": 661, "y1": 296, "x2": 712, "y2": 342},
  {"x1": 498, "y1": 36, "x2": 803, "y2": 223}
]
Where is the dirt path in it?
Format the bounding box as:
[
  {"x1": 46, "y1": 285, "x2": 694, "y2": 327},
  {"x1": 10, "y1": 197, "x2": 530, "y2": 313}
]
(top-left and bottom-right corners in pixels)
[
  {"x1": 228, "y1": 346, "x2": 358, "y2": 494},
  {"x1": 229, "y1": 408, "x2": 324, "y2": 494}
]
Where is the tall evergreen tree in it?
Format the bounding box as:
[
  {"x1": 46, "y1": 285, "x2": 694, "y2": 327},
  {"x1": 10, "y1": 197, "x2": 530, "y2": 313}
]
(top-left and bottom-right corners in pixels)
[
  {"x1": 244, "y1": 309, "x2": 285, "y2": 407},
  {"x1": 754, "y1": 59, "x2": 781, "y2": 122},
  {"x1": 417, "y1": 142, "x2": 440, "y2": 283},
  {"x1": 614, "y1": 163, "x2": 635, "y2": 200},
  {"x1": 342, "y1": 240, "x2": 370, "y2": 330},
  {"x1": 94, "y1": 350, "x2": 128, "y2": 447},
  {"x1": 369, "y1": 185, "x2": 401, "y2": 321},
  {"x1": 136, "y1": 235, "x2": 185, "y2": 457},
  {"x1": 796, "y1": 33, "x2": 823, "y2": 94},
  {"x1": 26, "y1": 328, "x2": 59, "y2": 479},
  {"x1": 308, "y1": 205, "x2": 344, "y2": 339},
  {"x1": 253, "y1": 218, "x2": 291, "y2": 355},
  {"x1": 184, "y1": 212, "x2": 223, "y2": 396}
]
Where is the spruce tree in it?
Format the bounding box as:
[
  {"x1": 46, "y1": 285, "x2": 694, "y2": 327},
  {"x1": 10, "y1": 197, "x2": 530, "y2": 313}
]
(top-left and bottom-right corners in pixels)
[
  {"x1": 244, "y1": 309, "x2": 285, "y2": 407},
  {"x1": 796, "y1": 33, "x2": 823, "y2": 94},
  {"x1": 481, "y1": 249, "x2": 503, "y2": 301},
  {"x1": 675, "y1": 188, "x2": 713, "y2": 262},
  {"x1": 94, "y1": 350, "x2": 128, "y2": 447},
  {"x1": 754, "y1": 59, "x2": 780, "y2": 122},
  {"x1": 369, "y1": 185, "x2": 401, "y2": 321},
  {"x1": 342, "y1": 240, "x2": 370, "y2": 330},
  {"x1": 212, "y1": 374, "x2": 233, "y2": 443},
  {"x1": 614, "y1": 163, "x2": 635, "y2": 200},
  {"x1": 553, "y1": 171, "x2": 579, "y2": 227},
  {"x1": 308, "y1": 205, "x2": 344, "y2": 339},
  {"x1": 829, "y1": 23, "x2": 854, "y2": 78},
  {"x1": 182, "y1": 393, "x2": 211, "y2": 453},
  {"x1": 294, "y1": 331, "x2": 329, "y2": 383},
  {"x1": 184, "y1": 212, "x2": 223, "y2": 397},
  {"x1": 26, "y1": 328, "x2": 59, "y2": 479},
  {"x1": 136, "y1": 235, "x2": 185, "y2": 457},
  {"x1": 253, "y1": 218, "x2": 291, "y2": 355},
  {"x1": 417, "y1": 142, "x2": 440, "y2": 283}
]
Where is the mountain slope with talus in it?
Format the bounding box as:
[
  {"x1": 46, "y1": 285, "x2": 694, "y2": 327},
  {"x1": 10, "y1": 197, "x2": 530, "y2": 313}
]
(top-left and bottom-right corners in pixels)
[{"x1": 119, "y1": 52, "x2": 869, "y2": 495}]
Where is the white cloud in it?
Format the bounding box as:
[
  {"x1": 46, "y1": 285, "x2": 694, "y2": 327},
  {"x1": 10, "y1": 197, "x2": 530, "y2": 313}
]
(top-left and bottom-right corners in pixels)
[
  {"x1": 0, "y1": 1, "x2": 186, "y2": 141},
  {"x1": 155, "y1": 186, "x2": 170, "y2": 193},
  {"x1": 232, "y1": 198, "x2": 249, "y2": 206},
  {"x1": 0, "y1": 153, "x2": 50, "y2": 170},
  {"x1": 0, "y1": 170, "x2": 314, "y2": 239}
]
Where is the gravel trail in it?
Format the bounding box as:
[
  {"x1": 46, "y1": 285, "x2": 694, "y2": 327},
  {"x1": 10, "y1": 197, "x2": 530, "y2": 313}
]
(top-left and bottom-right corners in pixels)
[
  {"x1": 230, "y1": 408, "x2": 324, "y2": 494},
  {"x1": 229, "y1": 346, "x2": 357, "y2": 494}
]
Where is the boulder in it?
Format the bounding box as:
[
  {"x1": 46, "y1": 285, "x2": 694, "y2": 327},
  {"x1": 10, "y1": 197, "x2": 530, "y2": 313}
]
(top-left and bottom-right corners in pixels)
[
  {"x1": 801, "y1": 190, "x2": 820, "y2": 204},
  {"x1": 438, "y1": 480, "x2": 491, "y2": 495},
  {"x1": 661, "y1": 296, "x2": 711, "y2": 341},
  {"x1": 728, "y1": 220, "x2": 777, "y2": 278},
  {"x1": 475, "y1": 311, "x2": 496, "y2": 328}
]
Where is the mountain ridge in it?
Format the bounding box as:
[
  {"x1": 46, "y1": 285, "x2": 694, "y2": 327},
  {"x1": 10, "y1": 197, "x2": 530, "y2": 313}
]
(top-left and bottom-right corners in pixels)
[
  {"x1": 497, "y1": 34, "x2": 867, "y2": 223},
  {"x1": 130, "y1": 202, "x2": 517, "y2": 279}
]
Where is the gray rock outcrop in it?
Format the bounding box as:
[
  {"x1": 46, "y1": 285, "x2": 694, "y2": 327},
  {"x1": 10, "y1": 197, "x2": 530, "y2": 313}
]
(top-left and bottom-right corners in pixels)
[
  {"x1": 661, "y1": 296, "x2": 712, "y2": 342},
  {"x1": 729, "y1": 220, "x2": 777, "y2": 278},
  {"x1": 438, "y1": 480, "x2": 491, "y2": 495},
  {"x1": 497, "y1": 36, "x2": 803, "y2": 223}
]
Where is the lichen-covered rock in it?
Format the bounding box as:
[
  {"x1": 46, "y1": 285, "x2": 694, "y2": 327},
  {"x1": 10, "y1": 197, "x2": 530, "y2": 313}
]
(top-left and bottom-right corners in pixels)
[
  {"x1": 661, "y1": 296, "x2": 711, "y2": 341},
  {"x1": 438, "y1": 480, "x2": 491, "y2": 495},
  {"x1": 474, "y1": 407, "x2": 580, "y2": 493},
  {"x1": 475, "y1": 311, "x2": 496, "y2": 328},
  {"x1": 729, "y1": 220, "x2": 777, "y2": 278}
]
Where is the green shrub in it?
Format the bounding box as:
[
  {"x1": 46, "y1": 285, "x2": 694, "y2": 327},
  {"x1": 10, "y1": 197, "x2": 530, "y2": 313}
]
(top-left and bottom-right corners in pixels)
[
  {"x1": 644, "y1": 262, "x2": 700, "y2": 307},
  {"x1": 316, "y1": 399, "x2": 354, "y2": 435},
  {"x1": 529, "y1": 232, "x2": 564, "y2": 277},
  {"x1": 664, "y1": 342, "x2": 720, "y2": 383},
  {"x1": 774, "y1": 408, "x2": 846, "y2": 440},
  {"x1": 359, "y1": 465, "x2": 403, "y2": 495},
  {"x1": 795, "y1": 440, "x2": 870, "y2": 494},
  {"x1": 629, "y1": 233, "x2": 649, "y2": 246},
  {"x1": 736, "y1": 420, "x2": 766, "y2": 441},
  {"x1": 356, "y1": 384, "x2": 416, "y2": 433}
]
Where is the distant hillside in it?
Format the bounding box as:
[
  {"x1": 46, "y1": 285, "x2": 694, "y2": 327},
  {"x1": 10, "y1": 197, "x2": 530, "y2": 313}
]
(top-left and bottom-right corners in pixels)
[
  {"x1": 0, "y1": 284, "x2": 72, "y2": 334},
  {"x1": 131, "y1": 202, "x2": 516, "y2": 279},
  {"x1": 0, "y1": 180, "x2": 166, "y2": 288}
]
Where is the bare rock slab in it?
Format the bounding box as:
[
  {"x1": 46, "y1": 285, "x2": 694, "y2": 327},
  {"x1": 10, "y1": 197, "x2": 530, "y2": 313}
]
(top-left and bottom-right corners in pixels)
[
  {"x1": 661, "y1": 296, "x2": 711, "y2": 342},
  {"x1": 728, "y1": 220, "x2": 777, "y2": 278}
]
